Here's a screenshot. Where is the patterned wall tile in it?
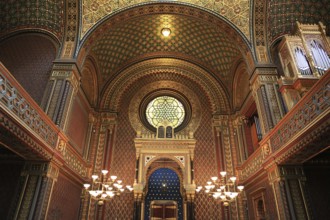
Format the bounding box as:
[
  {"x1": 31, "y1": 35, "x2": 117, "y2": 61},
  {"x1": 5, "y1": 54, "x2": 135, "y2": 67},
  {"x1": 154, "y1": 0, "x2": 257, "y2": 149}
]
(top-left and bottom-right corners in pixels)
[
  {"x1": 47, "y1": 173, "x2": 82, "y2": 220},
  {"x1": 0, "y1": 34, "x2": 57, "y2": 105},
  {"x1": 0, "y1": 0, "x2": 65, "y2": 40}
]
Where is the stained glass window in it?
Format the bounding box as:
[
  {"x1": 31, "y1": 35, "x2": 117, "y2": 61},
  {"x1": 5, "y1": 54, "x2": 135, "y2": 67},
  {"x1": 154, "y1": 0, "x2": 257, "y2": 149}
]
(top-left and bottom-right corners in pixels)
[{"x1": 146, "y1": 96, "x2": 185, "y2": 128}]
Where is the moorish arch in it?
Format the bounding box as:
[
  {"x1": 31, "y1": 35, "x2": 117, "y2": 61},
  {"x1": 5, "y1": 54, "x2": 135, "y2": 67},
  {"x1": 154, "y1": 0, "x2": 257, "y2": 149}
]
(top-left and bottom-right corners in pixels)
[
  {"x1": 100, "y1": 58, "x2": 231, "y2": 114},
  {"x1": 145, "y1": 157, "x2": 184, "y2": 186}
]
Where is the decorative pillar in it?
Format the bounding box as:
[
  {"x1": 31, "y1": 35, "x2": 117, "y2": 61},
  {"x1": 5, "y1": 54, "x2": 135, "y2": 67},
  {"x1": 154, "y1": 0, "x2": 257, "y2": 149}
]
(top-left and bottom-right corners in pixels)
[
  {"x1": 186, "y1": 193, "x2": 195, "y2": 220},
  {"x1": 133, "y1": 182, "x2": 143, "y2": 220},
  {"x1": 268, "y1": 165, "x2": 312, "y2": 220},
  {"x1": 232, "y1": 116, "x2": 248, "y2": 164},
  {"x1": 11, "y1": 162, "x2": 59, "y2": 220},
  {"x1": 41, "y1": 62, "x2": 80, "y2": 131},
  {"x1": 250, "y1": 68, "x2": 285, "y2": 135},
  {"x1": 133, "y1": 156, "x2": 142, "y2": 220},
  {"x1": 213, "y1": 115, "x2": 240, "y2": 219},
  {"x1": 212, "y1": 115, "x2": 234, "y2": 176},
  {"x1": 133, "y1": 142, "x2": 144, "y2": 220},
  {"x1": 94, "y1": 112, "x2": 117, "y2": 174},
  {"x1": 133, "y1": 194, "x2": 142, "y2": 220},
  {"x1": 82, "y1": 112, "x2": 117, "y2": 220}
]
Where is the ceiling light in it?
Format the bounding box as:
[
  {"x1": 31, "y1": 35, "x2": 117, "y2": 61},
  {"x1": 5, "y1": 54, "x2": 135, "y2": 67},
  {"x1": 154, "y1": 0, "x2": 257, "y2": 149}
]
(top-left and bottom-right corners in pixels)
[{"x1": 161, "y1": 28, "x2": 171, "y2": 37}]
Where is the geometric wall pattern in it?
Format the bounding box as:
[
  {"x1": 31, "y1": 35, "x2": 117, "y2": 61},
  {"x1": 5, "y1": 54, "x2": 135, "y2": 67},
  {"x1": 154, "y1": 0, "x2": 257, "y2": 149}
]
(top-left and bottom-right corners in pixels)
[
  {"x1": 91, "y1": 14, "x2": 240, "y2": 83},
  {"x1": 82, "y1": 0, "x2": 250, "y2": 38},
  {"x1": 268, "y1": 0, "x2": 330, "y2": 43},
  {"x1": 144, "y1": 168, "x2": 183, "y2": 220},
  {"x1": 0, "y1": 0, "x2": 64, "y2": 40},
  {"x1": 193, "y1": 95, "x2": 219, "y2": 219},
  {"x1": 47, "y1": 173, "x2": 82, "y2": 220},
  {"x1": 0, "y1": 34, "x2": 57, "y2": 105}
]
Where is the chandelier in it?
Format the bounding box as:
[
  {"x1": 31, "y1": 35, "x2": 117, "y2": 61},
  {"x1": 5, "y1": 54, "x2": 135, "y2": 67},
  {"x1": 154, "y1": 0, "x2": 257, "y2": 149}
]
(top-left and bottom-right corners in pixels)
[
  {"x1": 83, "y1": 169, "x2": 133, "y2": 205},
  {"x1": 196, "y1": 171, "x2": 244, "y2": 206}
]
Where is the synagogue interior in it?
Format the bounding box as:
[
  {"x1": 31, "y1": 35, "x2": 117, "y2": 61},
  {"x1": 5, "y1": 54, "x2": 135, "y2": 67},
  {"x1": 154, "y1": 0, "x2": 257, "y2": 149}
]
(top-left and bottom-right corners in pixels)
[{"x1": 0, "y1": 0, "x2": 330, "y2": 219}]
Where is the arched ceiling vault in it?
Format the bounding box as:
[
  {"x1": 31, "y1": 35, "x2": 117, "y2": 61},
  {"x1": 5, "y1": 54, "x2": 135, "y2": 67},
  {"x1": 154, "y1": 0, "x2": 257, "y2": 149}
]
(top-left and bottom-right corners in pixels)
[
  {"x1": 78, "y1": 3, "x2": 254, "y2": 102},
  {"x1": 100, "y1": 58, "x2": 231, "y2": 114},
  {"x1": 81, "y1": 1, "x2": 251, "y2": 39}
]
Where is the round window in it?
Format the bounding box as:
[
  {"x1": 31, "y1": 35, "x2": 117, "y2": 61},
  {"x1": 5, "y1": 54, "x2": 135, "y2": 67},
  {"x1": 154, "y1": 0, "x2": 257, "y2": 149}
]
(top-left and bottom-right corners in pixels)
[{"x1": 146, "y1": 96, "x2": 185, "y2": 129}]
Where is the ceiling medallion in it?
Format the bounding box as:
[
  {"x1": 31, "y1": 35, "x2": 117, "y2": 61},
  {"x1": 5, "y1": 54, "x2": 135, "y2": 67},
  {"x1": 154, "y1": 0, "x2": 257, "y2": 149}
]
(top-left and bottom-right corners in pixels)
[{"x1": 161, "y1": 28, "x2": 171, "y2": 37}]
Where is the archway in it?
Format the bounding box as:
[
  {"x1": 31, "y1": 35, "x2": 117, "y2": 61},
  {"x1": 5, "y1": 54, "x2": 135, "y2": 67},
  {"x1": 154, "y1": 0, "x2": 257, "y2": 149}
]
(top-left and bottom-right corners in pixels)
[{"x1": 145, "y1": 168, "x2": 183, "y2": 220}]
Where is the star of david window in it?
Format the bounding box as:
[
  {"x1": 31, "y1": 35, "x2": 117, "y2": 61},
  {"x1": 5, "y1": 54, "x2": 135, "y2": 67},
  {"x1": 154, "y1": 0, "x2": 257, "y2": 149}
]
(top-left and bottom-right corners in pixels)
[{"x1": 146, "y1": 96, "x2": 185, "y2": 129}]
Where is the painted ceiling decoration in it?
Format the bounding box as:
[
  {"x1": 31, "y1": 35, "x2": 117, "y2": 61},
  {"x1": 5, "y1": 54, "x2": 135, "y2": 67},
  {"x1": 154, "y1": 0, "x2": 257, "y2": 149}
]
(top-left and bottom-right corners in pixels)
[
  {"x1": 81, "y1": 0, "x2": 250, "y2": 39},
  {"x1": 102, "y1": 58, "x2": 230, "y2": 114},
  {"x1": 0, "y1": 0, "x2": 65, "y2": 40},
  {"x1": 268, "y1": 0, "x2": 330, "y2": 44},
  {"x1": 86, "y1": 14, "x2": 241, "y2": 83}
]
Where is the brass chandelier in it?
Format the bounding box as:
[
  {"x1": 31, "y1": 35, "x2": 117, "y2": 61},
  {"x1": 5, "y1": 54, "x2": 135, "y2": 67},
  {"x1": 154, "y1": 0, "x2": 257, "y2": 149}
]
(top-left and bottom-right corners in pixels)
[
  {"x1": 83, "y1": 169, "x2": 133, "y2": 205},
  {"x1": 196, "y1": 171, "x2": 244, "y2": 206}
]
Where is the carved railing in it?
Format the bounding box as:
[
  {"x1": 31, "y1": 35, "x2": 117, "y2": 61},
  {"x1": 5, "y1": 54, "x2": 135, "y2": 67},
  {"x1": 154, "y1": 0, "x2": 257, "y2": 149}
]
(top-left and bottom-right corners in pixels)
[
  {"x1": 239, "y1": 70, "x2": 330, "y2": 182},
  {"x1": 0, "y1": 63, "x2": 58, "y2": 148},
  {"x1": 269, "y1": 71, "x2": 330, "y2": 152},
  {"x1": 0, "y1": 63, "x2": 88, "y2": 178}
]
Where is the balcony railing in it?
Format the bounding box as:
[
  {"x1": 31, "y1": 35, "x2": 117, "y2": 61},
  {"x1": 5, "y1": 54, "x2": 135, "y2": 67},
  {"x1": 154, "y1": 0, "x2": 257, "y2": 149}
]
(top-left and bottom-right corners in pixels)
[
  {"x1": 0, "y1": 63, "x2": 58, "y2": 148},
  {"x1": 239, "y1": 70, "x2": 330, "y2": 182},
  {"x1": 0, "y1": 62, "x2": 88, "y2": 178}
]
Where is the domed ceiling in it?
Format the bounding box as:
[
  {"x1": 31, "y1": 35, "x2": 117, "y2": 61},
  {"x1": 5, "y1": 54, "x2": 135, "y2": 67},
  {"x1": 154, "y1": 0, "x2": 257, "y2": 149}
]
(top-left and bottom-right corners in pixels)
[{"x1": 85, "y1": 13, "x2": 242, "y2": 88}]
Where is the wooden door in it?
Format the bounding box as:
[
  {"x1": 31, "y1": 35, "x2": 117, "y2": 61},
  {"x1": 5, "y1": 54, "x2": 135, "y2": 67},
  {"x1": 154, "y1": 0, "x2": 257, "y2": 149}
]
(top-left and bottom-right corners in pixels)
[{"x1": 150, "y1": 200, "x2": 177, "y2": 220}]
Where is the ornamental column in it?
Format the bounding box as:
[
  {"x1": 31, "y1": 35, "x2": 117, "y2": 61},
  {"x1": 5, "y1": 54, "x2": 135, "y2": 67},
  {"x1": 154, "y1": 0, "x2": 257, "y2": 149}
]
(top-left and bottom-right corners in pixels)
[
  {"x1": 185, "y1": 154, "x2": 196, "y2": 220},
  {"x1": 213, "y1": 115, "x2": 241, "y2": 220},
  {"x1": 268, "y1": 165, "x2": 312, "y2": 220},
  {"x1": 133, "y1": 155, "x2": 142, "y2": 220},
  {"x1": 41, "y1": 62, "x2": 80, "y2": 131},
  {"x1": 94, "y1": 112, "x2": 117, "y2": 173},
  {"x1": 250, "y1": 68, "x2": 286, "y2": 135},
  {"x1": 10, "y1": 162, "x2": 60, "y2": 220},
  {"x1": 81, "y1": 112, "x2": 117, "y2": 219}
]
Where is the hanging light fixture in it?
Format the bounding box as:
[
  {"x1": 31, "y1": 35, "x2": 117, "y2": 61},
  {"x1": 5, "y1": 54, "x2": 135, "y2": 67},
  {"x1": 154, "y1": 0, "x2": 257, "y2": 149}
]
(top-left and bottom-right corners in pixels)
[
  {"x1": 161, "y1": 28, "x2": 171, "y2": 37},
  {"x1": 83, "y1": 169, "x2": 133, "y2": 205},
  {"x1": 161, "y1": 159, "x2": 168, "y2": 193},
  {"x1": 196, "y1": 171, "x2": 244, "y2": 206}
]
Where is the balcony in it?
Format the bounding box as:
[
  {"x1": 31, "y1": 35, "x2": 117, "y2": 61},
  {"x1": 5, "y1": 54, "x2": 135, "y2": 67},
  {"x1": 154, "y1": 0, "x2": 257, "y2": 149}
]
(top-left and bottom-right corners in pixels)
[
  {"x1": 239, "y1": 70, "x2": 330, "y2": 182},
  {"x1": 0, "y1": 63, "x2": 88, "y2": 178}
]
